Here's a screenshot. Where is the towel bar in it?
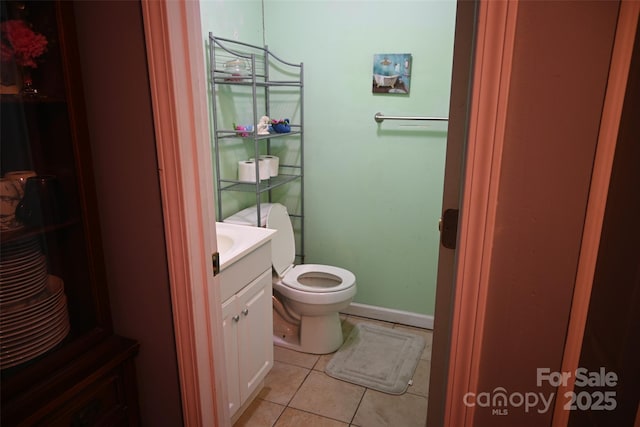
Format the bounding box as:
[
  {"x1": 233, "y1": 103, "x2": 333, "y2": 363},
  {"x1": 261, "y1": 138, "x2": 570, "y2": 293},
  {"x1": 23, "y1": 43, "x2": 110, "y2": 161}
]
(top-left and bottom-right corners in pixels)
[{"x1": 374, "y1": 112, "x2": 449, "y2": 123}]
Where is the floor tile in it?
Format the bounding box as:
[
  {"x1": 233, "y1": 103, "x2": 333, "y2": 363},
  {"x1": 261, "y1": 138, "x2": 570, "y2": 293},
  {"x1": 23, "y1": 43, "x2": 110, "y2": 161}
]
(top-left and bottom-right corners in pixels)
[
  {"x1": 259, "y1": 361, "x2": 310, "y2": 406},
  {"x1": 313, "y1": 352, "x2": 334, "y2": 372},
  {"x1": 274, "y1": 345, "x2": 319, "y2": 369},
  {"x1": 407, "y1": 359, "x2": 430, "y2": 397},
  {"x1": 288, "y1": 371, "x2": 365, "y2": 423},
  {"x1": 274, "y1": 407, "x2": 349, "y2": 427},
  {"x1": 351, "y1": 389, "x2": 428, "y2": 427},
  {"x1": 247, "y1": 316, "x2": 432, "y2": 427},
  {"x1": 233, "y1": 399, "x2": 285, "y2": 427}
]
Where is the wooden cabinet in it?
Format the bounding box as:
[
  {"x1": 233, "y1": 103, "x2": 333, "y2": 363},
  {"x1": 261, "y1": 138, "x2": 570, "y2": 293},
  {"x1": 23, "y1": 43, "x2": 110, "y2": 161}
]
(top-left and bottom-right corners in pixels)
[
  {"x1": 3, "y1": 336, "x2": 139, "y2": 425},
  {"x1": 0, "y1": 1, "x2": 139, "y2": 424}
]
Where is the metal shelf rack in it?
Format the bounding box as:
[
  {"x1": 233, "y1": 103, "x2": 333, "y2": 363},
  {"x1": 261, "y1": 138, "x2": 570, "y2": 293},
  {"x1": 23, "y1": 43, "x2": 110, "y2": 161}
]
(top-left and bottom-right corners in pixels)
[{"x1": 209, "y1": 35, "x2": 305, "y2": 261}]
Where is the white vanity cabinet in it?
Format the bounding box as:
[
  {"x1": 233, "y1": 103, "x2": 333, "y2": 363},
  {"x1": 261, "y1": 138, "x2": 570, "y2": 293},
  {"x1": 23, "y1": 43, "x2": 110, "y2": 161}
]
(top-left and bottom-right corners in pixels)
[
  {"x1": 221, "y1": 269, "x2": 272, "y2": 417},
  {"x1": 218, "y1": 237, "x2": 274, "y2": 419}
]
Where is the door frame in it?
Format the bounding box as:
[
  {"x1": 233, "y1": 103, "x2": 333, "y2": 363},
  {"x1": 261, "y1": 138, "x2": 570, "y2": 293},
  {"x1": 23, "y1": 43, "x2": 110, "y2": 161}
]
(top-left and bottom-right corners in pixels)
[
  {"x1": 551, "y1": 3, "x2": 639, "y2": 425},
  {"x1": 430, "y1": 2, "x2": 639, "y2": 426},
  {"x1": 428, "y1": 1, "x2": 519, "y2": 425},
  {"x1": 141, "y1": 0, "x2": 518, "y2": 426},
  {"x1": 141, "y1": 1, "x2": 229, "y2": 426}
]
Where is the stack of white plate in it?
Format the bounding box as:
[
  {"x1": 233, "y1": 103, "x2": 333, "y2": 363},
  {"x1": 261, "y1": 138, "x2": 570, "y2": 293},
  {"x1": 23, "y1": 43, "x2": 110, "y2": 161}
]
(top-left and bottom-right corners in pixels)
[
  {"x1": 0, "y1": 237, "x2": 70, "y2": 369},
  {"x1": 1, "y1": 237, "x2": 48, "y2": 305}
]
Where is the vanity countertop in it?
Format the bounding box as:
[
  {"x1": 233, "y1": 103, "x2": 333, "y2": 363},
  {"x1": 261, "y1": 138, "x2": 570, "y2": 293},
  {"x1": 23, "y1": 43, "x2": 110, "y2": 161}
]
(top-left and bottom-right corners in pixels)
[{"x1": 216, "y1": 222, "x2": 276, "y2": 271}]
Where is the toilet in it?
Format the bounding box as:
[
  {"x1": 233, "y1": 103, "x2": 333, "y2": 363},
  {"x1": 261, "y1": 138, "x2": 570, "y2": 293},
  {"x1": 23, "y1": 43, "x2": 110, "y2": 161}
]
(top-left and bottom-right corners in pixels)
[{"x1": 224, "y1": 203, "x2": 356, "y2": 354}]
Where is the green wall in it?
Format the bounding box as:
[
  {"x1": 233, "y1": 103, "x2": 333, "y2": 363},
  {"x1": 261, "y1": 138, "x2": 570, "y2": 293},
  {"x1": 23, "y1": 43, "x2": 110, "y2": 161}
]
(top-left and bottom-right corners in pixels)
[
  {"x1": 201, "y1": 0, "x2": 456, "y2": 316},
  {"x1": 200, "y1": 0, "x2": 265, "y2": 217}
]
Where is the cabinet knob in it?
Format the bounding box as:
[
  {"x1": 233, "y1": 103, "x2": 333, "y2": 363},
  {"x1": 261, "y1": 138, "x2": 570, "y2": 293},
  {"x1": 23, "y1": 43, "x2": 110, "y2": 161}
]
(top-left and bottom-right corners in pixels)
[
  {"x1": 232, "y1": 315, "x2": 240, "y2": 322},
  {"x1": 242, "y1": 308, "x2": 249, "y2": 316}
]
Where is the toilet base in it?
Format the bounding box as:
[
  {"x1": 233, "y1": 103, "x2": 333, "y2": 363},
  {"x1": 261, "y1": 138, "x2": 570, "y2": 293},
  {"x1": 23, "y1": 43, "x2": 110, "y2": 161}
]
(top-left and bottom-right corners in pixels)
[{"x1": 273, "y1": 308, "x2": 344, "y2": 354}]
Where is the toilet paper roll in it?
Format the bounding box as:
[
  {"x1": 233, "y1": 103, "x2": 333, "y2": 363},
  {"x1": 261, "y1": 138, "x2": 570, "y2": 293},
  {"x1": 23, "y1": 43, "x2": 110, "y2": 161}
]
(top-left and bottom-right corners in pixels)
[
  {"x1": 249, "y1": 154, "x2": 280, "y2": 177},
  {"x1": 259, "y1": 155, "x2": 279, "y2": 177},
  {"x1": 238, "y1": 159, "x2": 269, "y2": 182}
]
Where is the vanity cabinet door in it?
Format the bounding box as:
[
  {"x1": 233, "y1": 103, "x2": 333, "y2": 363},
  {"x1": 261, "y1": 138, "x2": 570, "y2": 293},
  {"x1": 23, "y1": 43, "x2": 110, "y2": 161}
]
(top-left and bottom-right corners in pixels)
[
  {"x1": 221, "y1": 296, "x2": 241, "y2": 416},
  {"x1": 236, "y1": 269, "x2": 273, "y2": 404},
  {"x1": 221, "y1": 268, "x2": 273, "y2": 418}
]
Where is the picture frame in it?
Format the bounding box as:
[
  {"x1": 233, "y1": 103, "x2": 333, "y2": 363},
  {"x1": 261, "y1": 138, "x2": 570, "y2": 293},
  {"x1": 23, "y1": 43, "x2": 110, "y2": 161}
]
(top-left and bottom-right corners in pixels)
[{"x1": 372, "y1": 53, "x2": 412, "y2": 94}]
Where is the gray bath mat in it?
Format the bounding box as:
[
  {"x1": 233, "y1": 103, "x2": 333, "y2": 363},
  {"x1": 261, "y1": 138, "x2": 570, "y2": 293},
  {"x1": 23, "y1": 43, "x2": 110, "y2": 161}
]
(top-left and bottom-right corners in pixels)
[{"x1": 325, "y1": 323, "x2": 425, "y2": 395}]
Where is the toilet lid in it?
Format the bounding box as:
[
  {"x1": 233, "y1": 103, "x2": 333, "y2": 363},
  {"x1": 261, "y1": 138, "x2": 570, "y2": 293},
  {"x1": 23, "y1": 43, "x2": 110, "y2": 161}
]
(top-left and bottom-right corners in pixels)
[{"x1": 267, "y1": 203, "x2": 296, "y2": 277}]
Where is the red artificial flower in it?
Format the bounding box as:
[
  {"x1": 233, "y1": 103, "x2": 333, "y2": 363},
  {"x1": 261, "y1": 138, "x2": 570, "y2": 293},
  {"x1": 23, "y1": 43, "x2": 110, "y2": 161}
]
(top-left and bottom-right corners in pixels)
[{"x1": 1, "y1": 20, "x2": 48, "y2": 68}]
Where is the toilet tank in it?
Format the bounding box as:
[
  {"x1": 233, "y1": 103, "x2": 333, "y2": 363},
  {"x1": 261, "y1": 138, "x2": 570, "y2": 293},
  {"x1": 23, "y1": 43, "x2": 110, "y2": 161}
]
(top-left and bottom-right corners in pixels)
[{"x1": 223, "y1": 203, "x2": 275, "y2": 227}]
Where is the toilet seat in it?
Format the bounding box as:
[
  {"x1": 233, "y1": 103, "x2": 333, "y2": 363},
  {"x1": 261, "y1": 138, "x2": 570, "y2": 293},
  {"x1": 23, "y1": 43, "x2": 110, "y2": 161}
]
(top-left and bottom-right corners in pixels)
[
  {"x1": 283, "y1": 264, "x2": 356, "y2": 293},
  {"x1": 266, "y1": 204, "x2": 355, "y2": 294},
  {"x1": 226, "y1": 203, "x2": 357, "y2": 298}
]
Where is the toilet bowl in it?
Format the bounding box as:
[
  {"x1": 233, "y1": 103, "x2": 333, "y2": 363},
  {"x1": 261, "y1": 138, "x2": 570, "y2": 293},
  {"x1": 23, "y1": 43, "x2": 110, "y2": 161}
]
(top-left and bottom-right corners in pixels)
[{"x1": 224, "y1": 203, "x2": 356, "y2": 354}]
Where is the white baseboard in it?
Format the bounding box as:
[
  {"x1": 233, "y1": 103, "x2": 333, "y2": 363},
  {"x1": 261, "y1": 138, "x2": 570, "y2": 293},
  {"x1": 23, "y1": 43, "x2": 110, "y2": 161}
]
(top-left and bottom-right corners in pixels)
[{"x1": 340, "y1": 302, "x2": 434, "y2": 330}]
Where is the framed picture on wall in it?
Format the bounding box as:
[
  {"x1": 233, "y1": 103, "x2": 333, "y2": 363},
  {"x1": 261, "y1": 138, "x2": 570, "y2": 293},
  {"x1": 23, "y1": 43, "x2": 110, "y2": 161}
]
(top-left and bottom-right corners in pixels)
[{"x1": 372, "y1": 53, "x2": 412, "y2": 94}]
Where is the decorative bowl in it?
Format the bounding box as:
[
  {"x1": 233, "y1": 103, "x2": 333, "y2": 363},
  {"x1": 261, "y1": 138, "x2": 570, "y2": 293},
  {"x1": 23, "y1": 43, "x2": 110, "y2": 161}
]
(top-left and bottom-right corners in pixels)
[{"x1": 272, "y1": 119, "x2": 291, "y2": 133}]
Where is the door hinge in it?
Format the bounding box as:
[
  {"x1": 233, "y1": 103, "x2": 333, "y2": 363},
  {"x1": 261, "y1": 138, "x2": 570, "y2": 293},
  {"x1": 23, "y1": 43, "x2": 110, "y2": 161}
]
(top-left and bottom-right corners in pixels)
[
  {"x1": 212, "y1": 252, "x2": 220, "y2": 276},
  {"x1": 439, "y1": 208, "x2": 459, "y2": 250}
]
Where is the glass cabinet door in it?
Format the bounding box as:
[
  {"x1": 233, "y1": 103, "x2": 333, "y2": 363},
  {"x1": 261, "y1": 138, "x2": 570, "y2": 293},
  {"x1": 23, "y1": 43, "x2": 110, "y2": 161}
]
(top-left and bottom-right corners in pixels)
[{"x1": 1, "y1": 0, "x2": 111, "y2": 384}]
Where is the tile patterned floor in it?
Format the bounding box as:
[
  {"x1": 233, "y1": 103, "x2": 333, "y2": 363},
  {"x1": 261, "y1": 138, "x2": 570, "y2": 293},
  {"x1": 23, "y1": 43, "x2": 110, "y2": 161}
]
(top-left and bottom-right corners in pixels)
[{"x1": 233, "y1": 315, "x2": 432, "y2": 427}]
